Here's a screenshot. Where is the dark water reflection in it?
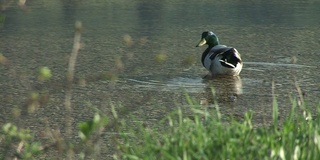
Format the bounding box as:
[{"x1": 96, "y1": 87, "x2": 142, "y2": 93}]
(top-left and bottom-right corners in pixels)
[{"x1": 1, "y1": 0, "x2": 320, "y2": 157}]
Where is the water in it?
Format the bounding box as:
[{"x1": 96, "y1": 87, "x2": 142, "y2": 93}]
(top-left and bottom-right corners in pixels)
[{"x1": 1, "y1": 0, "x2": 320, "y2": 157}]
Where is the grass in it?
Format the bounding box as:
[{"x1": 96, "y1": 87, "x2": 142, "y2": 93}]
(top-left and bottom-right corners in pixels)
[
  {"x1": 1, "y1": 93, "x2": 319, "y2": 159},
  {"x1": 117, "y1": 93, "x2": 320, "y2": 160}
]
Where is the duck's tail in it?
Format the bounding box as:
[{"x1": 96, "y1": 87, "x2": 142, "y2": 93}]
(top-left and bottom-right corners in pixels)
[{"x1": 219, "y1": 48, "x2": 242, "y2": 68}]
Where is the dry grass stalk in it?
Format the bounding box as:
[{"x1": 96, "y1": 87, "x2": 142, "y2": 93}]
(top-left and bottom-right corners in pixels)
[{"x1": 64, "y1": 21, "x2": 82, "y2": 159}]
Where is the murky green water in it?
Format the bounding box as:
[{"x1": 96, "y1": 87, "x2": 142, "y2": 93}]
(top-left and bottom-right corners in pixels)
[{"x1": 1, "y1": 0, "x2": 320, "y2": 158}]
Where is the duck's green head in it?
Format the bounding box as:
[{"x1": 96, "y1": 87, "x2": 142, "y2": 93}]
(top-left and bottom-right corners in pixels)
[{"x1": 196, "y1": 31, "x2": 220, "y2": 47}]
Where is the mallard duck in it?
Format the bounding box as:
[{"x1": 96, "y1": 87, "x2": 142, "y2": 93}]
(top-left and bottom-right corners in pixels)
[{"x1": 196, "y1": 31, "x2": 243, "y2": 76}]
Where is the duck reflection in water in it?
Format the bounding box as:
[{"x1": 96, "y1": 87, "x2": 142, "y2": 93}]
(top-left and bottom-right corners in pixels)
[{"x1": 200, "y1": 75, "x2": 243, "y2": 105}]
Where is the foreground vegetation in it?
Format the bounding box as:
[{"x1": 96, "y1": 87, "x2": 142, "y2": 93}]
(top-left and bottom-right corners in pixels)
[
  {"x1": 1, "y1": 92, "x2": 319, "y2": 159},
  {"x1": 118, "y1": 95, "x2": 320, "y2": 160}
]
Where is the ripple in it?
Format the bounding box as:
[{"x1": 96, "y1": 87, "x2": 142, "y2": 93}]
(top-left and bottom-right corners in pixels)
[
  {"x1": 125, "y1": 76, "x2": 205, "y2": 93},
  {"x1": 244, "y1": 62, "x2": 316, "y2": 68}
]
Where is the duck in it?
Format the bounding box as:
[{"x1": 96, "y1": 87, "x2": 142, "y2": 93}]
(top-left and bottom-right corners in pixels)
[{"x1": 196, "y1": 31, "x2": 243, "y2": 76}]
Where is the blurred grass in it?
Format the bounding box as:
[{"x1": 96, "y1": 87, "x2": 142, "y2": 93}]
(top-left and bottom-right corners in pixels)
[
  {"x1": 117, "y1": 95, "x2": 320, "y2": 160},
  {"x1": 2, "y1": 92, "x2": 319, "y2": 159}
]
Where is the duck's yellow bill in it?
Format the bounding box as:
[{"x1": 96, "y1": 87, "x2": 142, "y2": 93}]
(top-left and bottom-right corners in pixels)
[{"x1": 196, "y1": 39, "x2": 206, "y2": 47}]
